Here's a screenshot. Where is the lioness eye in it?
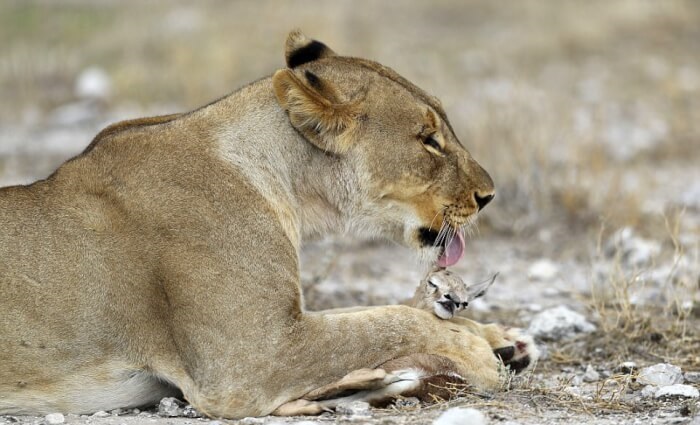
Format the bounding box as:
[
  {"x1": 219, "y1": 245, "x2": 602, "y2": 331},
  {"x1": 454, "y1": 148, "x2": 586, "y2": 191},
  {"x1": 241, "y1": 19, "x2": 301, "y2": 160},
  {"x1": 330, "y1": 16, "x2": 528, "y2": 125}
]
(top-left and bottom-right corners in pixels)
[
  {"x1": 427, "y1": 279, "x2": 438, "y2": 289},
  {"x1": 422, "y1": 134, "x2": 444, "y2": 154}
]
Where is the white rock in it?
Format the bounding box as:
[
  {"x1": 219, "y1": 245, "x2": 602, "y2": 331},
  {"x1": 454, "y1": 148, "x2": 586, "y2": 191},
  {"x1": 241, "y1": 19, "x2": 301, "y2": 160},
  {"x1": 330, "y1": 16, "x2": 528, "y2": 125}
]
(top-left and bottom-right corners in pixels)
[
  {"x1": 92, "y1": 410, "x2": 110, "y2": 417},
  {"x1": 570, "y1": 375, "x2": 583, "y2": 386},
  {"x1": 182, "y1": 404, "x2": 201, "y2": 418},
  {"x1": 526, "y1": 303, "x2": 543, "y2": 312},
  {"x1": 240, "y1": 418, "x2": 265, "y2": 425},
  {"x1": 637, "y1": 363, "x2": 684, "y2": 386},
  {"x1": 528, "y1": 259, "x2": 559, "y2": 281},
  {"x1": 336, "y1": 400, "x2": 371, "y2": 417},
  {"x1": 640, "y1": 385, "x2": 658, "y2": 398},
  {"x1": 158, "y1": 397, "x2": 184, "y2": 417},
  {"x1": 44, "y1": 413, "x2": 65, "y2": 425},
  {"x1": 605, "y1": 227, "x2": 661, "y2": 267},
  {"x1": 433, "y1": 407, "x2": 487, "y2": 425},
  {"x1": 654, "y1": 384, "x2": 699, "y2": 399},
  {"x1": 582, "y1": 365, "x2": 600, "y2": 382},
  {"x1": 564, "y1": 386, "x2": 582, "y2": 396},
  {"x1": 685, "y1": 371, "x2": 700, "y2": 384},
  {"x1": 528, "y1": 306, "x2": 596, "y2": 340},
  {"x1": 75, "y1": 67, "x2": 112, "y2": 99}
]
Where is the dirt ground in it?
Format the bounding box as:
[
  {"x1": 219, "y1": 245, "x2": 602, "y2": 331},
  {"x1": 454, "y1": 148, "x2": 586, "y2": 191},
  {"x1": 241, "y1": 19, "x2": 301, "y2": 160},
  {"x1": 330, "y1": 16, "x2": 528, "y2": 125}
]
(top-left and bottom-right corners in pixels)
[{"x1": 1, "y1": 1, "x2": 699, "y2": 424}]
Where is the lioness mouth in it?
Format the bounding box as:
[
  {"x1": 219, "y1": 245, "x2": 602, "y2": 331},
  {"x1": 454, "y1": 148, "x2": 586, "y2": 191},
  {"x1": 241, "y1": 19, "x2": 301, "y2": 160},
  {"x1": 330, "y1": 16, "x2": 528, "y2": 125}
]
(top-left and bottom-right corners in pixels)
[{"x1": 417, "y1": 227, "x2": 465, "y2": 267}]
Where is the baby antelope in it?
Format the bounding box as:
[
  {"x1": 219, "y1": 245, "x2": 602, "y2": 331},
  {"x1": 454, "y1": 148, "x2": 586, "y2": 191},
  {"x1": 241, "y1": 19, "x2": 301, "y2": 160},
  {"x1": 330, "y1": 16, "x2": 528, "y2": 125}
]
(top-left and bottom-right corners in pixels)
[
  {"x1": 273, "y1": 270, "x2": 540, "y2": 417},
  {"x1": 410, "y1": 268, "x2": 497, "y2": 319}
]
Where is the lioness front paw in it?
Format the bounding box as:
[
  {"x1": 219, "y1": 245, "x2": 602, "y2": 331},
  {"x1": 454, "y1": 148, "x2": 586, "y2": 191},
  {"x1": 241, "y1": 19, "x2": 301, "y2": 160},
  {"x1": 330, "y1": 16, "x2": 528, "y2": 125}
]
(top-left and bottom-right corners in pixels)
[{"x1": 492, "y1": 327, "x2": 539, "y2": 374}]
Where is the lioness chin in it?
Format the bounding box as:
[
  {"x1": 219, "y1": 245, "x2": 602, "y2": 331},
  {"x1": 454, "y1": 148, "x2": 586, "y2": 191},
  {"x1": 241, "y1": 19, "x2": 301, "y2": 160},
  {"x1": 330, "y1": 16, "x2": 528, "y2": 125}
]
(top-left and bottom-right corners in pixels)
[{"x1": 0, "y1": 30, "x2": 535, "y2": 419}]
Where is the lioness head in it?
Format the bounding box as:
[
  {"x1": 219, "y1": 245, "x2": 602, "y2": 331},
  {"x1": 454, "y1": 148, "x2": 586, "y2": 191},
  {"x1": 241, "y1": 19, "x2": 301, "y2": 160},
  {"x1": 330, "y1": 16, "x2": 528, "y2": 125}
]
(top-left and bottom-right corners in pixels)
[{"x1": 273, "y1": 31, "x2": 494, "y2": 266}]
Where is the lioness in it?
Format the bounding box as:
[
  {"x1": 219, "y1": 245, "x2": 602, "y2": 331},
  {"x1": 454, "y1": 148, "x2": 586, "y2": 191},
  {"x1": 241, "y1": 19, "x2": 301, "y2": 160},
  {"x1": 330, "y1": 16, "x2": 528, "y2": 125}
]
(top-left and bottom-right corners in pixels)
[
  {"x1": 410, "y1": 268, "x2": 497, "y2": 319},
  {"x1": 0, "y1": 31, "x2": 535, "y2": 418}
]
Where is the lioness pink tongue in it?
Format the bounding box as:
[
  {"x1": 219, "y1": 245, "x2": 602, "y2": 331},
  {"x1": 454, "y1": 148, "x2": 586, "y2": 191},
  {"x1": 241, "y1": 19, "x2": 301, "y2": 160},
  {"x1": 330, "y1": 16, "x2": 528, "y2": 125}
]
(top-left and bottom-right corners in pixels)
[{"x1": 437, "y1": 231, "x2": 465, "y2": 267}]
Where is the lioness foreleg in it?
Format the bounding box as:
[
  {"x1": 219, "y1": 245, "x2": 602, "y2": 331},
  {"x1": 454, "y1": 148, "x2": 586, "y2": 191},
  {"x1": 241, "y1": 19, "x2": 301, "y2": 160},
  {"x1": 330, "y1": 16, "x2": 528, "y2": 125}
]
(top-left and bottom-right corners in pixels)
[{"x1": 172, "y1": 306, "x2": 500, "y2": 418}]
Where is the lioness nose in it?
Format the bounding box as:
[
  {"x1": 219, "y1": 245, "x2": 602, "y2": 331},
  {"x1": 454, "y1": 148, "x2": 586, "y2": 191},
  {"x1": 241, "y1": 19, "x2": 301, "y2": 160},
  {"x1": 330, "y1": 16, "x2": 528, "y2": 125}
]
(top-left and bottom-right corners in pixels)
[{"x1": 474, "y1": 192, "x2": 495, "y2": 211}]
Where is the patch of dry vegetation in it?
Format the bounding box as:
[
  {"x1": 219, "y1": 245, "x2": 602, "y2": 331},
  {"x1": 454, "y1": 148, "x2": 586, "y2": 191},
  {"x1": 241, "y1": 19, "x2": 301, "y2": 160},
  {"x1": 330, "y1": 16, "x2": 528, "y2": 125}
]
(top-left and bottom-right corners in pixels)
[{"x1": 584, "y1": 214, "x2": 699, "y2": 370}]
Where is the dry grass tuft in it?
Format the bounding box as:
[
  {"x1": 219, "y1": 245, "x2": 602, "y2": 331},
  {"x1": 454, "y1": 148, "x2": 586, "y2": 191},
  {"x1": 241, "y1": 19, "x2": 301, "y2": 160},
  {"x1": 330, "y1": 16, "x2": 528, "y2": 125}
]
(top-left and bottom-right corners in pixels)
[{"x1": 586, "y1": 214, "x2": 699, "y2": 369}]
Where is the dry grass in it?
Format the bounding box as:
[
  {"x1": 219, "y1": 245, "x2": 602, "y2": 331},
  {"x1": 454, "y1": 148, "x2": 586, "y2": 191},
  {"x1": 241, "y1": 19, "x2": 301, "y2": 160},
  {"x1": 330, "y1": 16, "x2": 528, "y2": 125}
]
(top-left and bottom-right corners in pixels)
[{"x1": 585, "y1": 213, "x2": 700, "y2": 370}]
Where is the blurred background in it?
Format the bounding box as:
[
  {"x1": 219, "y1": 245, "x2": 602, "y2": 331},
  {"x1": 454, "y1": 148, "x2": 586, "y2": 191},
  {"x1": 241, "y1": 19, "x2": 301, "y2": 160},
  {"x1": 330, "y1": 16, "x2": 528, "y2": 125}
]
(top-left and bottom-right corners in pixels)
[
  {"x1": 2, "y1": 1, "x2": 699, "y2": 229},
  {"x1": 2, "y1": 1, "x2": 699, "y2": 421}
]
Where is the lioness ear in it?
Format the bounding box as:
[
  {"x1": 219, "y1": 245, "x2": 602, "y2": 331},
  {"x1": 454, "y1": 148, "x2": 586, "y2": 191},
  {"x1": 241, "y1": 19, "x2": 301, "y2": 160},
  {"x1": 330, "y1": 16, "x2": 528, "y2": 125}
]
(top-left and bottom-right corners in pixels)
[
  {"x1": 285, "y1": 30, "x2": 337, "y2": 68},
  {"x1": 273, "y1": 68, "x2": 359, "y2": 154}
]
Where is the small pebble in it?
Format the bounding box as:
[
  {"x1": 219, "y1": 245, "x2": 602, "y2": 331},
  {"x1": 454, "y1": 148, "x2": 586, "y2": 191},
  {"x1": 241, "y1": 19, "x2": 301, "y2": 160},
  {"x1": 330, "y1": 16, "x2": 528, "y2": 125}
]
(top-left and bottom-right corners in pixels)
[
  {"x1": 75, "y1": 67, "x2": 112, "y2": 99},
  {"x1": 641, "y1": 385, "x2": 658, "y2": 398},
  {"x1": 583, "y1": 364, "x2": 600, "y2": 382},
  {"x1": 158, "y1": 397, "x2": 185, "y2": 417},
  {"x1": 526, "y1": 303, "x2": 543, "y2": 312},
  {"x1": 92, "y1": 411, "x2": 110, "y2": 417},
  {"x1": 570, "y1": 375, "x2": 583, "y2": 386},
  {"x1": 564, "y1": 386, "x2": 582, "y2": 396},
  {"x1": 240, "y1": 417, "x2": 265, "y2": 424},
  {"x1": 44, "y1": 413, "x2": 65, "y2": 425},
  {"x1": 528, "y1": 259, "x2": 559, "y2": 281},
  {"x1": 182, "y1": 405, "x2": 201, "y2": 418},
  {"x1": 394, "y1": 397, "x2": 420, "y2": 409},
  {"x1": 336, "y1": 400, "x2": 371, "y2": 417},
  {"x1": 685, "y1": 371, "x2": 700, "y2": 384},
  {"x1": 434, "y1": 407, "x2": 487, "y2": 425}
]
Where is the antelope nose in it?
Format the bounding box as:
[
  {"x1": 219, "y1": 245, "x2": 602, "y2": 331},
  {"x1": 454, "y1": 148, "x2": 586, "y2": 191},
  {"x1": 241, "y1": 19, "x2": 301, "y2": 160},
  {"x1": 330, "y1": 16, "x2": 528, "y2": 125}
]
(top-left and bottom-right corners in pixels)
[
  {"x1": 444, "y1": 293, "x2": 460, "y2": 304},
  {"x1": 474, "y1": 192, "x2": 495, "y2": 211}
]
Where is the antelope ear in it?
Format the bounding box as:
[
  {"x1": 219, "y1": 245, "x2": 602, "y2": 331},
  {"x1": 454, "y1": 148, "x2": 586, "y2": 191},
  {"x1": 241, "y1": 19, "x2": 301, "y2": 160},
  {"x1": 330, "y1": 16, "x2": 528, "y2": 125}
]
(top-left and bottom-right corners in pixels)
[
  {"x1": 467, "y1": 273, "x2": 498, "y2": 301},
  {"x1": 285, "y1": 30, "x2": 337, "y2": 68},
  {"x1": 273, "y1": 68, "x2": 359, "y2": 154}
]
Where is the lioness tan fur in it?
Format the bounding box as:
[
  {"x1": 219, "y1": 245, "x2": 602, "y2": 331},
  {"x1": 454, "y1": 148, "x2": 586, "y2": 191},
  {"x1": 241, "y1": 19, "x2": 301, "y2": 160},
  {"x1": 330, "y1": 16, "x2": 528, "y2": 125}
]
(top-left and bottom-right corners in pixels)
[{"x1": 0, "y1": 31, "x2": 530, "y2": 419}]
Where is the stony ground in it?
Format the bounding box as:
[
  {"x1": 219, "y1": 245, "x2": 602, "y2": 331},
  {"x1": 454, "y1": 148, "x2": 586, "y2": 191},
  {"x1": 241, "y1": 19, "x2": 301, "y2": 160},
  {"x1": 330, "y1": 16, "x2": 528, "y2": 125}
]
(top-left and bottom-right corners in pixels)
[{"x1": 1, "y1": 1, "x2": 699, "y2": 424}]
